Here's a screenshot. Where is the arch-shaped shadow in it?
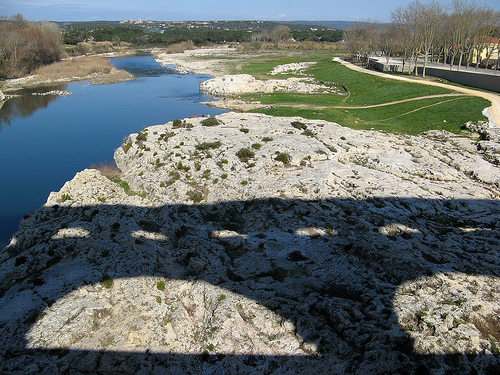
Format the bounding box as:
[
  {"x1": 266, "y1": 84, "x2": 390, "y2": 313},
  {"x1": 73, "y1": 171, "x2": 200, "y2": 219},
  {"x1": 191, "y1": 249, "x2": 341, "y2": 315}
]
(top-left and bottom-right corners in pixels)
[{"x1": 1, "y1": 197, "x2": 499, "y2": 374}]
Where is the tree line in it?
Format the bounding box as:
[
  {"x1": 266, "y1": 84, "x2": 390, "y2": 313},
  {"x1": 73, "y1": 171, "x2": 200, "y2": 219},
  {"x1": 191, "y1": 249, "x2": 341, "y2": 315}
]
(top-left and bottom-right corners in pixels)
[
  {"x1": 344, "y1": 0, "x2": 500, "y2": 76},
  {"x1": 62, "y1": 24, "x2": 342, "y2": 47},
  {"x1": 0, "y1": 14, "x2": 63, "y2": 78}
]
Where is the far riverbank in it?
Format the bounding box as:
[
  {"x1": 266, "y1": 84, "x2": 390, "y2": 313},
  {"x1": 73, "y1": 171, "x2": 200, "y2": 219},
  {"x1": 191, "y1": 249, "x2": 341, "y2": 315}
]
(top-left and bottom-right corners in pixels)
[{"x1": 0, "y1": 55, "x2": 135, "y2": 94}]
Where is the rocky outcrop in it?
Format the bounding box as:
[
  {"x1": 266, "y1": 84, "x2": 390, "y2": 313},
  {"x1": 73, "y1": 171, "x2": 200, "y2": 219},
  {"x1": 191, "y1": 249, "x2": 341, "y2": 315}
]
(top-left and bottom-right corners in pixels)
[
  {"x1": 112, "y1": 112, "x2": 499, "y2": 202},
  {"x1": 1, "y1": 113, "x2": 500, "y2": 374},
  {"x1": 269, "y1": 62, "x2": 317, "y2": 75},
  {"x1": 199, "y1": 74, "x2": 342, "y2": 97},
  {"x1": 465, "y1": 120, "x2": 500, "y2": 165}
]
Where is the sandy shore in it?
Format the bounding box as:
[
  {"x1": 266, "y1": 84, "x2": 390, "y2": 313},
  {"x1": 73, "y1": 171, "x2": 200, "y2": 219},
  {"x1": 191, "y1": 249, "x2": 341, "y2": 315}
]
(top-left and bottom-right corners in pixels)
[{"x1": 153, "y1": 46, "x2": 241, "y2": 77}]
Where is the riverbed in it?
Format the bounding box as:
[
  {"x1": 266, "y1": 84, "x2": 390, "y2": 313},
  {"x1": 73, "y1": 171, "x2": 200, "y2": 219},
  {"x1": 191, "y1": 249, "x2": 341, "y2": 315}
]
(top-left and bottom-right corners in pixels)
[{"x1": 0, "y1": 54, "x2": 226, "y2": 248}]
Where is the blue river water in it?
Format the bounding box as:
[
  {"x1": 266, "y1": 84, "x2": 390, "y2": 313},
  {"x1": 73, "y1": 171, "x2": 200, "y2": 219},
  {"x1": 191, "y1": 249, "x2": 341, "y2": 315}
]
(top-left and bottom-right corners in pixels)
[{"x1": 0, "y1": 54, "x2": 226, "y2": 248}]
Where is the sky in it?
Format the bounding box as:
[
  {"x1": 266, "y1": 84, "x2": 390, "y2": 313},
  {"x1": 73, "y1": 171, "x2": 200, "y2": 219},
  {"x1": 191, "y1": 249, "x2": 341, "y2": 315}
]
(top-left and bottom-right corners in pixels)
[{"x1": 1, "y1": 0, "x2": 500, "y2": 23}]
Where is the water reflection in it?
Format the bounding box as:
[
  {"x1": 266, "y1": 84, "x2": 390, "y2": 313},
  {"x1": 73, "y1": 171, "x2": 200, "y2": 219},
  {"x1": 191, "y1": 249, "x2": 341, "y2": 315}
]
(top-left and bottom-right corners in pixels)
[
  {"x1": 0, "y1": 54, "x2": 226, "y2": 249},
  {"x1": 0, "y1": 84, "x2": 67, "y2": 127},
  {"x1": 110, "y1": 54, "x2": 176, "y2": 77}
]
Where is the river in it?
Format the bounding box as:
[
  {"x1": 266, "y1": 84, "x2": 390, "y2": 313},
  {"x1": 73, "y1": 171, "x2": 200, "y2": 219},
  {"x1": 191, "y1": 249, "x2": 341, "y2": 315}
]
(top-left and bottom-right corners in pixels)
[{"x1": 0, "y1": 54, "x2": 226, "y2": 248}]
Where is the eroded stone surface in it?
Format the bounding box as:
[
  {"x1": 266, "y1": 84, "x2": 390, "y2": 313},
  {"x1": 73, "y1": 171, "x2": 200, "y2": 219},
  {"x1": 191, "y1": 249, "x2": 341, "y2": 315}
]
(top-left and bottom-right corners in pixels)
[
  {"x1": 1, "y1": 113, "x2": 499, "y2": 374},
  {"x1": 199, "y1": 74, "x2": 339, "y2": 96}
]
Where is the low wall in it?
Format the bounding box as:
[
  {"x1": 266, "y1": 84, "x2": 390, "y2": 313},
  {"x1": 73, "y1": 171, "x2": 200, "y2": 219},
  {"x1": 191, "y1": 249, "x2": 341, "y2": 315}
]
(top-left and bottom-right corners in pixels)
[
  {"x1": 369, "y1": 58, "x2": 500, "y2": 93},
  {"x1": 369, "y1": 59, "x2": 403, "y2": 73},
  {"x1": 416, "y1": 66, "x2": 500, "y2": 93}
]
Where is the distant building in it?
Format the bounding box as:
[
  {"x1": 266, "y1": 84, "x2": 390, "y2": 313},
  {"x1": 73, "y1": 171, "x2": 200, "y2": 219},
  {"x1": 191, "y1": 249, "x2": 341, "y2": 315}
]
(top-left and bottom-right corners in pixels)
[{"x1": 471, "y1": 37, "x2": 499, "y2": 69}]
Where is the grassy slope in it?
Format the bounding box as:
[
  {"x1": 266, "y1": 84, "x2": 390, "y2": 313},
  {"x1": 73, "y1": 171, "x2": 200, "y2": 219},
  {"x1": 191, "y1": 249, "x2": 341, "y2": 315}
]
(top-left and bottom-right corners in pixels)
[{"x1": 226, "y1": 51, "x2": 489, "y2": 134}]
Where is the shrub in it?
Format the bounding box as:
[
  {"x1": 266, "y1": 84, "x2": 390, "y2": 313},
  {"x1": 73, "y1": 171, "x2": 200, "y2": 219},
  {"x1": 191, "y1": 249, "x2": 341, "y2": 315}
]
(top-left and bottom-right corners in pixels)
[
  {"x1": 251, "y1": 143, "x2": 262, "y2": 150},
  {"x1": 155, "y1": 158, "x2": 166, "y2": 168},
  {"x1": 492, "y1": 342, "x2": 500, "y2": 355},
  {"x1": 291, "y1": 121, "x2": 307, "y2": 130},
  {"x1": 262, "y1": 136, "x2": 273, "y2": 142},
  {"x1": 101, "y1": 278, "x2": 113, "y2": 289},
  {"x1": 236, "y1": 148, "x2": 255, "y2": 162},
  {"x1": 111, "y1": 179, "x2": 146, "y2": 198},
  {"x1": 157, "y1": 281, "x2": 165, "y2": 291},
  {"x1": 201, "y1": 117, "x2": 219, "y2": 126},
  {"x1": 302, "y1": 129, "x2": 316, "y2": 137},
  {"x1": 239, "y1": 128, "x2": 249, "y2": 133},
  {"x1": 176, "y1": 162, "x2": 190, "y2": 172},
  {"x1": 136, "y1": 131, "x2": 147, "y2": 142},
  {"x1": 275, "y1": 152, "x2": 290, "y2": 164},
  {"x1": 195, "y1": 141, "x2": 222, "y2": 151},
  {"x1": 217, "y1": 159, "x2": 228, "y2": 168},
  {"x1": 122, "y1": 142, "x2": 132, "y2": 153},
  {"x1": 91, "y1": 161, "x2": 122, "y2": 179},
  {"x1": 61, "y1": 193, "x2": 71, "y2": 202},
  {"x1": 172, "y1": 119, "x2": 183, "y2": 128},
  {"x1": 187, "y1": 190, "x2": 203, "y2": 203}
]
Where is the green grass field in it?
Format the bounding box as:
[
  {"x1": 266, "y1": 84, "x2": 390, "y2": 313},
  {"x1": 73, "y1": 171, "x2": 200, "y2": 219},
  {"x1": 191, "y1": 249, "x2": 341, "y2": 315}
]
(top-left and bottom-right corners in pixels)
[{"x1": 215, "y1": 51, "x2": 491, "y2": 134}]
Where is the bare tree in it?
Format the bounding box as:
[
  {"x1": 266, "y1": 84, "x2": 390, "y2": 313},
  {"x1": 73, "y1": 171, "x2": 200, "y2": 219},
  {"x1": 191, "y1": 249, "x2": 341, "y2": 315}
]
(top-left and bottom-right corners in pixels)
[
  {"x1": 392, "y1": 0, "x2": 443, "y2": 77},
  {"x1": 417, "y1": 0, "x2": 444, "y2": 77},
  {"x1": 272, "y1": 25, "x2": 292, "y2": 47},
  {"x1": 344, "y1": 21, "x2": 380, "y2": 62},
  {"x1": 344, "y1": 26, "x2": 369, "y2": 60},
  {"x1": 0, "y1": 15, "x2": 62, "y2": 77},
  {"x1": 391, "y1": 4, "x2": 421, "y2": 75},
  {"x1": 379, "y1": 25, "x2": 401, "y2": 65}
]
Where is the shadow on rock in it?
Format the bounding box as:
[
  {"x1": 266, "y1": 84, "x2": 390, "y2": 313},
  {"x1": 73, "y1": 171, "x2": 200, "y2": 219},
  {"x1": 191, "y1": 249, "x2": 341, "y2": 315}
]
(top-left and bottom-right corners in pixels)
[{"x1": 1, "y1": 197, "x2": 499, "y2": 374}]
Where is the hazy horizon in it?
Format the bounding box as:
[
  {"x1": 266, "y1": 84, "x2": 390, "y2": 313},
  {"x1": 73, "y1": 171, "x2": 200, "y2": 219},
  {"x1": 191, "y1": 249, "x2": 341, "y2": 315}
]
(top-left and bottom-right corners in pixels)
[{"x1": 3, "y1": 0, "x2": 499, "y2": 23}]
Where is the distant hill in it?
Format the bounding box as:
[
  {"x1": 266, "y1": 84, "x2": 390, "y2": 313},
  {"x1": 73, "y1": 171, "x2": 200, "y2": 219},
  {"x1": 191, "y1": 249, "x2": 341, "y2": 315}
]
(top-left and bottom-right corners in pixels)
[{"x1": 284, "y1": 20, "x2": 353, "y2": 30}]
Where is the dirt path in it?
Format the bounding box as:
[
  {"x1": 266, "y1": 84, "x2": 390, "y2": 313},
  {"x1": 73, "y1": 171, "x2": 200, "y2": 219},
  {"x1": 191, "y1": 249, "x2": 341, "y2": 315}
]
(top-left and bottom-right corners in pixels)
[
  {"x1": 205, "y1": 93, "x2": 469, "y2": 113},
  {"x1": 268, "y1": 94, "x2": 467, "y2": 110},
  {"x1": 331, "y1": 93, "x2": 467, "y2": 109},
  {"x1": 335, "y1": 58, "x2": 500, "y2": 127}
]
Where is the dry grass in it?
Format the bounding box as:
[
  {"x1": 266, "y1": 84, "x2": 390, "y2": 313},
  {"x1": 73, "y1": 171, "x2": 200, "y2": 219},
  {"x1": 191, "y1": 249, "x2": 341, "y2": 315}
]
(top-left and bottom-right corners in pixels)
[
  {"x1": 91, "y1": 69, "x2": 134, "y2": 85},
  {"x1": 90, "y1": 161, "x2": 122, "y2": 180},
  {"x1": 34, "y1": 56, "x2": 115, "y2": 80},
  {"x1": 164, "y1": 41, "x2": 195, "y2": 54}
]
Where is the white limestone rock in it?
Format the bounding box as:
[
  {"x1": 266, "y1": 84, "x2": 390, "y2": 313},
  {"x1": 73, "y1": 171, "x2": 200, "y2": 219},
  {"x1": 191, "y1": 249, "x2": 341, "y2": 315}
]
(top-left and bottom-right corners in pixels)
[
  {"x1": 199, "y1": 74, "x2": 338, "y2": 96},
  {"x1": 270, "y1": 62, "x2": 317, "y2": 75},
  {"x1": 1, "y1": 113, "x2": 500, "y2": 374}
]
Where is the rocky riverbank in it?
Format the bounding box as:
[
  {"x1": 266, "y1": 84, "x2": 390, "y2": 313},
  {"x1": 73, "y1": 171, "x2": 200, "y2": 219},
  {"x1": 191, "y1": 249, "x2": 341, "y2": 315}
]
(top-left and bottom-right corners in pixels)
[
  {"x1": 1, "y1": 112, "x2": 499, "y2": 374},
  {"x1": 154, "y1": 46, "x2": 240, "y2": 76},
  {"x1": 199, "y1": 75, "x2": 341, "y2": 97}
]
